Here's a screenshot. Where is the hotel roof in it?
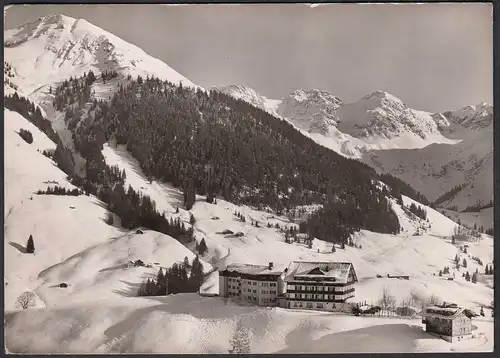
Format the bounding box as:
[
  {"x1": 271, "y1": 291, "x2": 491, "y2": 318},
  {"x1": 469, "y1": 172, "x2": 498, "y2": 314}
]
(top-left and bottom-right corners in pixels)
[
  {"x1": 222, "y1": 263, "x2": 286, "y2": 276},
  {"x1": 285, "y1": 261, "x2": 357, "y2": 284}
]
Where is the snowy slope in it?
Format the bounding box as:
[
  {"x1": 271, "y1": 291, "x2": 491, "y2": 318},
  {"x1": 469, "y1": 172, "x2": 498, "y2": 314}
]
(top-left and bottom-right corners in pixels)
[
  {"x1": 3, "y1": 109, "x2": 211, "y2": 311},
  {"x1": 101, "y1": 144, "x2": 493, "y2": 311},
  {"x1": 4, "y1": 108, "x2": 494, "y2": 353},
  {"x1": 5, "y1": 293, "x2": 493, "y2": 354}
]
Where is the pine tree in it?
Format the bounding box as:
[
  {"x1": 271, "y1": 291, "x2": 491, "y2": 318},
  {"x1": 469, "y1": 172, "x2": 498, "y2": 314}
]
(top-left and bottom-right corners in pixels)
[
  {"x1": 439, "y1": 270, "x2": 442, "y2": 277},
  {"x1": 463, "y1": 258, "x2": 467, "y2": 268},
  {"x1": 228, "y1": 319, "x2": 251, "y2": 354},
  {"x1": 198, "y1": 238, "x2": 208, "y2": 256},
  {"x1": 341, "y1": 242, "x2": 346, "y2": 250},
  {"x1": 156, "y1": 268, "x2": 166, "y2": 295},
  {"x1": 176, "y1": 207, "x2": 180, "y2": 214},
  {"x1": 189, "y1": 255, "x2": 204, "y2": 292},
  {"x1": 471, "y1": 272, "x2": 477, "y2": 284},
  {"x1": 480, "y1": 307, "x2": 484, "y2": 316},
  {"x1": 331, "y1": 244, "x2": 336, "y2": 253},
  {"x1": 465, "y1": 271, "x2": 470, "y2": 282},
  {"x1": 26, "y1": 234, "x2": 35, "y2": 254},
  {"x1": 451, "y1": 236, "x2": 456, "y2": 245},
  {"x1": 190, "y1": 213, "x2": 196, "y2": 225}
]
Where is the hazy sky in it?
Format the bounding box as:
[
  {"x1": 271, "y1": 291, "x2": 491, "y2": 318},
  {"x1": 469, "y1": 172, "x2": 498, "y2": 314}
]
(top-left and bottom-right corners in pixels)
[{"x1": 4, "y1": 3, "x2": 493, "y2": 112}]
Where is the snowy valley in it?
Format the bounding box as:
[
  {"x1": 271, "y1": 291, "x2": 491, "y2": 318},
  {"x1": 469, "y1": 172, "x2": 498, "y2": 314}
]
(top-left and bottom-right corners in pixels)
[{"x1": 3, "y1": 14, "x2": 494, "y2": 354}]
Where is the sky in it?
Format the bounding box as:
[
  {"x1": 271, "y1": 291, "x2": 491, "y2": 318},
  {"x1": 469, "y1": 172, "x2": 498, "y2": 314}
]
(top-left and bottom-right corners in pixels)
[{"x1": 4, "y1": 3, "x2": 493, "y2": 112}]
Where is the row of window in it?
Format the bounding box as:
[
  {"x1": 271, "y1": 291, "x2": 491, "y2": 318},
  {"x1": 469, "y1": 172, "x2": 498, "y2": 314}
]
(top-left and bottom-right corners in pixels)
[
  {"x1": 261, "y1": 282, "x2": 277, "y2": 287},
  {"x1": 228, "y1": 277, "x2": 277, "y2": 287},
  {"x1": 288, "y1": 293, "x2": 336, "y2": 300},
  {"x1": 288, "y1": 284, "x2": 352, "y2": 292},
  {"x1": 261, "y1": 290, "x2": 277, "y2": 295},
  {"x1": 290, "y1": 301, "x2": 330, "y2": 309}
]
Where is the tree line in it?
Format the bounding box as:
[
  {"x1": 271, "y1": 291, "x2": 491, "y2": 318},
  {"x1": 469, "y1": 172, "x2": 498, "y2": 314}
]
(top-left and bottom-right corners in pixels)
[{"x1": 36, "y1": 185, "x2": 81, "y2": 196}]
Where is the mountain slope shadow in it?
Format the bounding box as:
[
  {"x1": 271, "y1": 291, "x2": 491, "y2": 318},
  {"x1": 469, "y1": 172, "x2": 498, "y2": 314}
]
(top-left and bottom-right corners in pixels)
[
  {"x1": 278, "y1": 323, "x2": 439, "y2": 354},
  {"x1": 9, "y1": 241, "x2": 26, "y2": 253}
]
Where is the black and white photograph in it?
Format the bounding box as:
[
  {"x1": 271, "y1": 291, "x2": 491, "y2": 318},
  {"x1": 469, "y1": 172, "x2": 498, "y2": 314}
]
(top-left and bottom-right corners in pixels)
[{"x1": 3, "y1": 2, "x2": 494, "y2": 354}]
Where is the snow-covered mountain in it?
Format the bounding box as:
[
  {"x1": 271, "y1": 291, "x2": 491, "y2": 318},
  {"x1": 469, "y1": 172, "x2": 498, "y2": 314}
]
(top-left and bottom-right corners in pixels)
[
  {"x1": 213, "y1": 85, "x2": 493, "y2": 216},
  {"x1": 4, "y1": 14, "x2": 198, "y2": 103},
  {"x1": 335, "y1": 91, "x2": 457, "y2": 148},
  {"x1": 276, "y1": 89, "x2": 343, "y2": 135},
  {"x1": 212, "y1": 85, "x2": 281, "y2": 115},
  {"x1": 439, "y1": 102, "x2": 493, "y2": 137}
]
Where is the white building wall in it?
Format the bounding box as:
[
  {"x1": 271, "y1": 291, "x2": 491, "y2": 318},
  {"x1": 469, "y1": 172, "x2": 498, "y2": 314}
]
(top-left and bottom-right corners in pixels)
[{"x1": 219, "y1": 275, "x2": 228, "y2": 297}]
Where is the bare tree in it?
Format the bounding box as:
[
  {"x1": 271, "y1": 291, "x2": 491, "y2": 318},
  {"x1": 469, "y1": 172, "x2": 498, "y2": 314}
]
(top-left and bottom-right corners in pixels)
[
  {"x1": 16, "y1": 291, "x2": 37, "y2": 310},
  {"x1": 378, "y1": 286, "x2": 396, "y2": 316},
  {"x1": 426, "y1": 294, "x2": 442, "y2": 307}
]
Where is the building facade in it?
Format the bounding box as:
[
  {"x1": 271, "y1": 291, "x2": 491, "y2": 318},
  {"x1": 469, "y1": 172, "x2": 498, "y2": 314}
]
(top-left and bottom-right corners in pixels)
[
  {"x1": 284, "y1": 261, "x2": 358, "y2": 311},
  {"x1": 422, "y1": 305, "x2": 474, "y2": 342},
  {"x1": 218, "y1": 262, "x2": 286, "y2": 306}
]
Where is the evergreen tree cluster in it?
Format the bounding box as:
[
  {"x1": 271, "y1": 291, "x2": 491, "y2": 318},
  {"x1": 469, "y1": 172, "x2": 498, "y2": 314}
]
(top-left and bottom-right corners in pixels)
[
  {"x1": 100, "y1": 183, "x2": 195, "y2": 243},
  {"x1": 233, "y1": 211, "x2": 246, "y2": 222},
  {"x1": 485, "y1": 265, "x2": 493, "y2": 275},
  {"x1": 18, "y1": 128, "x2": 33, "y2": 144},
  {"x1": 4, "y1": 92, "x2": 62, "y2": 146},
  {"x1": 36, "y1": 185, "x2": 81, "y2": 196},
  {"x1": 137, "y1": 255, "x2": 204, "y2": 296},
  {"x1": 60, "y1": 75, "x2": 402, "y2": 244},
  {"x1": 408, "y1": 202, "x2": 427, "y2": 221},
  {"x1": 195, "y1": 238, "x2": 208, "y2": 256},
  {"x1": 462, "y1": 200, "x2": 493, "y2": 213},
  {"x1": 52, "y1": 71, "x2": 96, "y2": 111},
  {"x1": 472, "y1": 256, "x2": 483, "y2": 266},
  {"x1": 101, "y1": 70, "x2": 118, "y2": 83}
]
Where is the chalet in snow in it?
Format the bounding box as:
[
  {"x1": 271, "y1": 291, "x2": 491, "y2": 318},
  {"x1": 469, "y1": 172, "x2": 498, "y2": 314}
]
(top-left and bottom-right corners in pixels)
[
  {"x1": 218, "y1": 261, "x2": 358, "y2": 312},
  {"x1": 422, "y1": 303, "x2": 476, "y2": 343}
]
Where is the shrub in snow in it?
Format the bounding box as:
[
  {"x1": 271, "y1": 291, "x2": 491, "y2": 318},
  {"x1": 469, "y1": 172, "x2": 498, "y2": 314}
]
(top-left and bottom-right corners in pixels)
[
  {"x1": 106, "y1": 212, "x2": 114, "y2": 225},
  {"x1": 16, "y1": 291, "x2": 37, "y2": 310},
  {"x1": 18, "y1": 128, "x2": 33, "y2": 144},
  {"x1": 229, "y1": 319, "x2": 251, "y2": 354}
]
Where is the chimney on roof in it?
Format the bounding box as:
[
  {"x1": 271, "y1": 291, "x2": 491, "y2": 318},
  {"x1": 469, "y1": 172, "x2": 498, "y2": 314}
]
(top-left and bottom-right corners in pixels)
[{"x1": 268, "y1": 262, "x2": 274, "y2": 270}]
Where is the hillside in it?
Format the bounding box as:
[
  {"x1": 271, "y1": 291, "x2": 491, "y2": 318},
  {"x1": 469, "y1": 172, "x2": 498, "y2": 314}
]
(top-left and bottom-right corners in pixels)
[
  {"x1": 5, "y1": 119, "x2": 494, "y2": 352},
  {"x1": 4, "y1": 14, "x2": 494, "y2": 354},
  {"x1": 214, "y1": 85, "x2": 493, "y2": 226},
  {"x1": 4, "y1": 108, "x2": 211, "y2": 311}
]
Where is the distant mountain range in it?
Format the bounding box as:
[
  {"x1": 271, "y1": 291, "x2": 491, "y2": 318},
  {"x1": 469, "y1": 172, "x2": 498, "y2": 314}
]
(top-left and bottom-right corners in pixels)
[{"x1": 213, "y1": 85, "x2": 493, "y2": 214}]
